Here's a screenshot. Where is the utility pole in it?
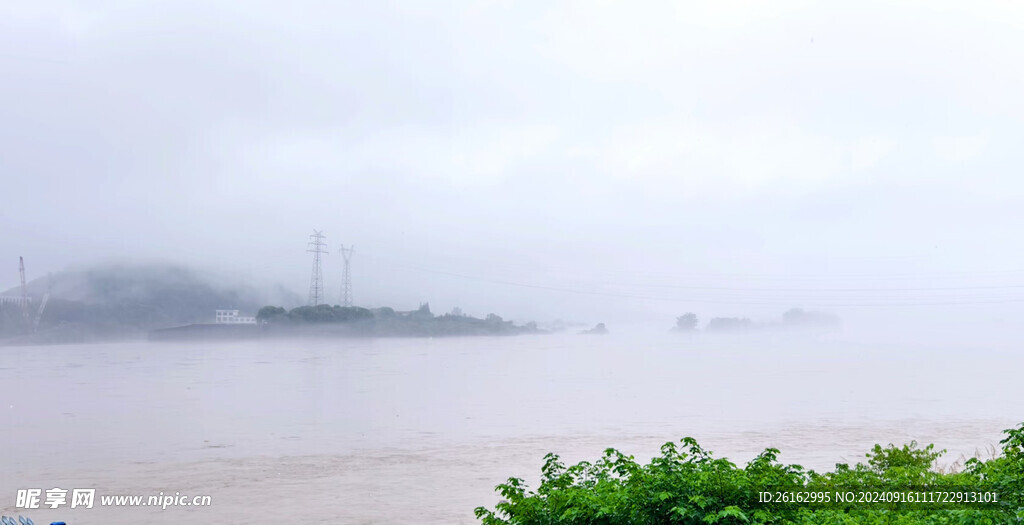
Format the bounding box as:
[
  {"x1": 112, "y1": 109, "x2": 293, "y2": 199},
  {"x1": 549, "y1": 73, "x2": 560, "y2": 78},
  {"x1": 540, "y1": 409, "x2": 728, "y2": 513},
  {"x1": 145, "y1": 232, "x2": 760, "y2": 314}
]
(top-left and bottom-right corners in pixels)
[
  {"x1": 307, "y1": 230, "x2": 328, "y2": 306},
  {"x1": 338, "y1": 244, "x2": 354, "y2": 307}
]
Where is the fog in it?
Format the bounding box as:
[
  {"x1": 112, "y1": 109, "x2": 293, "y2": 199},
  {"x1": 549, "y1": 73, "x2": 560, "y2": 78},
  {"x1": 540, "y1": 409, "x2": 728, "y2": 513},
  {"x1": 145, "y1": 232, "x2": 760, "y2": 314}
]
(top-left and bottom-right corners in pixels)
[{"x1": 2, "y1": 1, "x2": 1023, "y2": 338}]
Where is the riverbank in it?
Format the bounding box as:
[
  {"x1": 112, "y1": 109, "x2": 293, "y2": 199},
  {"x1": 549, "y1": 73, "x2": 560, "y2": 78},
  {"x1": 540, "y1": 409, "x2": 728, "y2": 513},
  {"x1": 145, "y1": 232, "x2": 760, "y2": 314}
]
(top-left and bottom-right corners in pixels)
[{"x1": 2, "y1": 423, "x2": 1015, "y2": 524}]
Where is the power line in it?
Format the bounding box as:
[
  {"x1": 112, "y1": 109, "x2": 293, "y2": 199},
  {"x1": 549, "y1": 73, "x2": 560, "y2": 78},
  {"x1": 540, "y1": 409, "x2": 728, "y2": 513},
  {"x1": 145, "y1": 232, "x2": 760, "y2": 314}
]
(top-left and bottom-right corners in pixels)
[
  {"x1": 368, "y1": 250, "x2": 1024, "y2": 282},
  {"x1": 612, "y1": 282, "x2": 1024, "y2": 293},
  {"x1": 367, "y1": 259, "x2": 1024, "y2": 308}
]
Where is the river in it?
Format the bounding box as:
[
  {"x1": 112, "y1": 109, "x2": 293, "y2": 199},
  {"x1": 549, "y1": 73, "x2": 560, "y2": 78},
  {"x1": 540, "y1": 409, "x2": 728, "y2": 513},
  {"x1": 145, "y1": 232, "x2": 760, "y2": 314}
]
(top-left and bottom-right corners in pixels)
[{"x1": 1, "y1": 333, "x2": 1020, "y2": 523}]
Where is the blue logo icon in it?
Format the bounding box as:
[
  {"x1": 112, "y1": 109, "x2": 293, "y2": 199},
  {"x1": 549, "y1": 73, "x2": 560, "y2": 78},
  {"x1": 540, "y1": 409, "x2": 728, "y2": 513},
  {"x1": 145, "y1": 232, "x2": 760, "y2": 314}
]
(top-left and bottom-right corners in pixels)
[{"x1": 0, "y1": 516, "x2": 35, "y2": 525}]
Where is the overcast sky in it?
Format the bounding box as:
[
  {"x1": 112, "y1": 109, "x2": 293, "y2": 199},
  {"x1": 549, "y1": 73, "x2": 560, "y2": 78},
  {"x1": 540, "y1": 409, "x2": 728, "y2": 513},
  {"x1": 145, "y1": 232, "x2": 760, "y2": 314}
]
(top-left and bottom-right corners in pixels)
[{"x1": 2, "y1": 1, "x2": 1023, "y2": 332}]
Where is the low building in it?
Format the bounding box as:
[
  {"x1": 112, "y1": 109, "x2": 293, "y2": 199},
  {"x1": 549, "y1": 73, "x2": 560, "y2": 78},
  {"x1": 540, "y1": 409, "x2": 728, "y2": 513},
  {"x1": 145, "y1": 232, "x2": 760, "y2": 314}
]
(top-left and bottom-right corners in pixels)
[
  {"x1": 0, "y1": 296, "x2": 28, "y2": 306},
  {"x1": 215, "y1": 309, "x2": 257, "y2": 324}
]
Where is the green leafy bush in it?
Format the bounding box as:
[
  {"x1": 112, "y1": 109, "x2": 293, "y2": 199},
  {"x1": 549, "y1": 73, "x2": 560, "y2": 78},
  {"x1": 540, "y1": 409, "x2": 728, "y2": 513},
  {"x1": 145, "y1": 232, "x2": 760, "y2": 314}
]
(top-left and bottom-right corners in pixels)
[{"x1": 476, "y1": 423, "x2": 1024, "y2": 524}]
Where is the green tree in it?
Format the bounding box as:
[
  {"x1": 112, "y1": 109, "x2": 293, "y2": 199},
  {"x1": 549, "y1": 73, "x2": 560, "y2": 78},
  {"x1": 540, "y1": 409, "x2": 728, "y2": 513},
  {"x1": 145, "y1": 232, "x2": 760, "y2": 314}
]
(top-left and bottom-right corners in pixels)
[
  {"x1": 256, "y1": 306, "x2": 287, "y2": 323},
  {"x1": 374, "y1": 306, "x2": 396, "y2": 318},
  {"x1": 674, "y1": 313, "x2": 699, "y2": 331}
]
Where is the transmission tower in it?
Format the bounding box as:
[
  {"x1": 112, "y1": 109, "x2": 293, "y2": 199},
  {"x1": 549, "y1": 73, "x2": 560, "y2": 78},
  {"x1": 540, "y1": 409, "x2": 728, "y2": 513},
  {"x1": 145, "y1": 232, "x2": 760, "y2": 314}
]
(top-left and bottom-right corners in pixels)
[
  {"x1": 18, "y1": 256, "x2": 30, "y2": 324},
  {"x1": 307, "y1": 230, "x2": 329, "y2": 306},
  {"x1": 338, "y1": 244, "x2": 355, "y2": 307}
]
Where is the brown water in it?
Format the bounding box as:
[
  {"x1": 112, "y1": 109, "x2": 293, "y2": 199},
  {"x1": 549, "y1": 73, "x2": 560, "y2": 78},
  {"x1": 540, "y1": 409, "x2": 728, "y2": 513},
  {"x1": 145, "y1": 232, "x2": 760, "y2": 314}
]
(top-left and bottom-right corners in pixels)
[{"x1": 1, "y1": 334, "x2": 1020, "y2": 523}]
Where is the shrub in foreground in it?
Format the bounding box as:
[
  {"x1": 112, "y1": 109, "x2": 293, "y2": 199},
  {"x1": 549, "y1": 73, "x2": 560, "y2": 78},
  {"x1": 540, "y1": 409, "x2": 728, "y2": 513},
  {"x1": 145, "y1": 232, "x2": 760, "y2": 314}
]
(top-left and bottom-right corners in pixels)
[{"x1": 475, "y1": 423, "x2": 1024, "y2": 524}]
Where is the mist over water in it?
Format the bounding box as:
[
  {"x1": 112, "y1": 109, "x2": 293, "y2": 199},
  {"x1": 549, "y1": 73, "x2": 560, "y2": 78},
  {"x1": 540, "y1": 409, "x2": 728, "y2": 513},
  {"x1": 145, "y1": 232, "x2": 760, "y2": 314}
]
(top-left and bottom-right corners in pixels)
[
  {"x1": 2, "y1": 335, "x2": 1019, "y2": 523},
  {"x1": 3, "y1": 1, "x2": 1024, "y2": 523}
]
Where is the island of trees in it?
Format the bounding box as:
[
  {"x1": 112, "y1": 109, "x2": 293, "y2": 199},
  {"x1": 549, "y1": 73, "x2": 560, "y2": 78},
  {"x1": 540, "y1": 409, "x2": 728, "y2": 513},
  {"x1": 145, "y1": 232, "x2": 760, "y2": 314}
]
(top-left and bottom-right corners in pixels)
[
  {"x1": 671, "y1": 308, "x2": 841, "y2": 334},
  {"x1": 249, "y1": 302, "x2": 543, "y2": 338}
]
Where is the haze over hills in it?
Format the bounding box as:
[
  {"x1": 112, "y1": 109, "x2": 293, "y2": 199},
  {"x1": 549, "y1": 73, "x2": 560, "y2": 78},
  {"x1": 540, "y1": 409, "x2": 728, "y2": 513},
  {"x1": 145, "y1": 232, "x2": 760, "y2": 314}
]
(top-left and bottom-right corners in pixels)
[
  {"x1": 5, "y1": 263, "x2": 298, "y2": 306},
  {"x1": 0, "y1": 259, "x2": 848, "y2": 345},
  {"x1": 0, "y1": 262, "x2": 302, "y2": 343},
  {"x1": 0, "y1": 261, "x2": 556, "y2": 343}
]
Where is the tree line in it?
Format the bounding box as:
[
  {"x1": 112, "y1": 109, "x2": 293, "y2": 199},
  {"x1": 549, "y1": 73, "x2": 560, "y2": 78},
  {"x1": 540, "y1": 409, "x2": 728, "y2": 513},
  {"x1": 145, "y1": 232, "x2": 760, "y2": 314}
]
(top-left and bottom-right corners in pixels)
[{"x1": 672, "y1": 308, "x2": 841, "y2": 333}]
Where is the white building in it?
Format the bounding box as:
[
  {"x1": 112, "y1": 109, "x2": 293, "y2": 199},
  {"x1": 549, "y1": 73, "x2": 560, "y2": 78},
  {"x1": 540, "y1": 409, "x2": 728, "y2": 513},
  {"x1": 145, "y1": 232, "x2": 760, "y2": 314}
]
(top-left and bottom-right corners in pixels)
[
  {"x1": 215, "y1": 309, "x2": 257, "y2": 324},
  {"x1": 0, "y1": 296, "x2": 28, "y2": 306}
]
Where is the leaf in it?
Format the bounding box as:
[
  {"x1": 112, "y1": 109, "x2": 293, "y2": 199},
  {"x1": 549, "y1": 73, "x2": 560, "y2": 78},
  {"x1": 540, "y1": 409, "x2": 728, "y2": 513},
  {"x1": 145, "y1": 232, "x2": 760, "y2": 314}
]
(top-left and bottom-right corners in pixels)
[{"x1": 718, "y1": 505, "x2": 749, "y2": 523}]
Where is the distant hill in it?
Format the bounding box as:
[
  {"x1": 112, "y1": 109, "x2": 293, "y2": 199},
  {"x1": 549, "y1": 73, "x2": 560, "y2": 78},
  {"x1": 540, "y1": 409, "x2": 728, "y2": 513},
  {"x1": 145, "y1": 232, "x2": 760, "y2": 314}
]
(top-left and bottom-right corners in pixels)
[{"x1": 0, "y1": 263, "x2": 301, "y2": 344}]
